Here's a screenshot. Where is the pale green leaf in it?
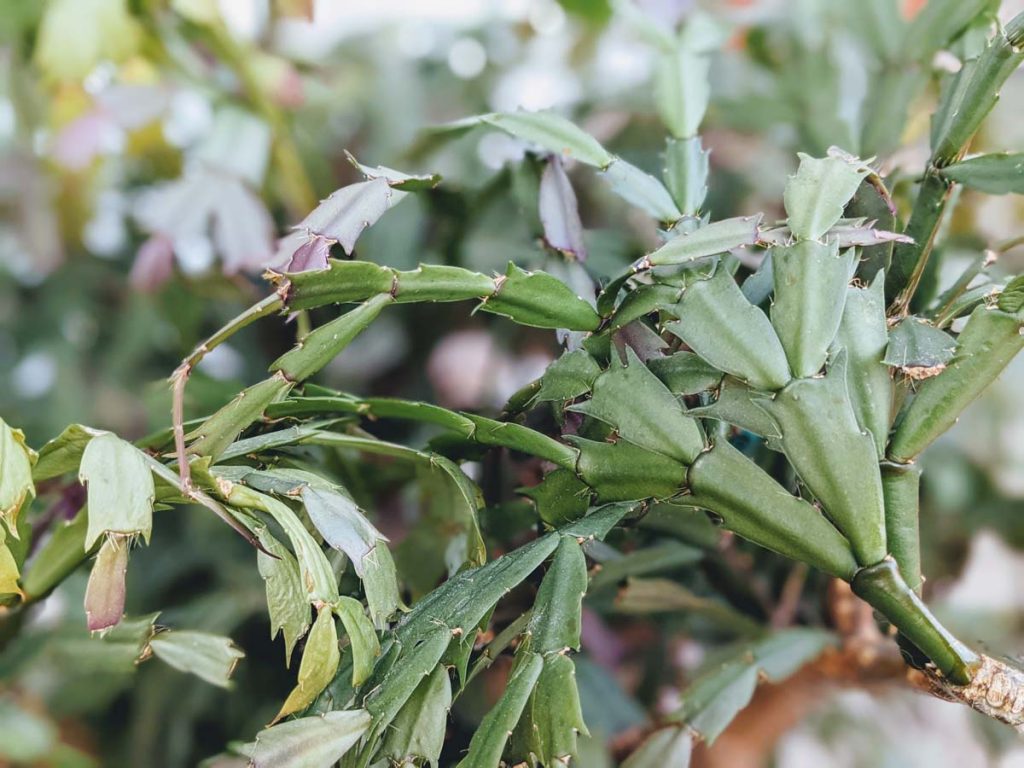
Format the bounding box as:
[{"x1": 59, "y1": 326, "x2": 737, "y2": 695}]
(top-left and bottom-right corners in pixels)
[
  {"x1": 79, "y1": 433, "x2": 155, "y2": 550},
  {"x1": 333, "y1": 596, "x2": 380, "y2": 687},
  {"x1": 149, "y1": 630, "x2": 245, "y2": 688},
  {"x1": 256, "y1": 529, "x2": 311, "y2": 666},
  {"x1": 241, "y1": 710, "x2": 371, "y2": 768},
  {"x1": 0, "y1": 418, "x2": 36, "y2": 536},
  {"x1": 276, "y1": 606, "x2": 340, "y2": 719},
  {"x1": 783, "y1": 153, "x2": 869, "y2": 241}
]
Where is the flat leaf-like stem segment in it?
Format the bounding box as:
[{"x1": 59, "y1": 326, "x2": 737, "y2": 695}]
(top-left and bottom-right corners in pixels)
[
  {"x1": 835, "y1": 277, "x2": 893, "y2": 457},
  {"x1": 568, "y1": 347, "x2": 705, "y2": 463},
  {"x1": 664, "y1": 269, "x2": 792, "y2": 391},
  {"x1": 888, "y1": 306, "x2": 1024, "y2": 462},
  {"x1": 852, "y1": 559, "x2": 979, "y2": 685},
  {"x1": 685, "y1": 439, "x2": 858, "y2": 580},
  {"x1": 276, "y1": 260, "x2": 600, "y2": 331},
  {"x1": 770, "y1": 238, "x2": 854, "y2": 378},
  {"x1": 756, "y1": 360, "x2": 887, "y2": 566},
  {"x1": 881, "y1": 462, "x2": 923, "y2": 594},
  {"x1": 642, "y1": 215, "x2": 762, "y2": 267},
  {"x1": 783, "y1": 153, "x2": 869, "y2": 241},
  {"x1": 939, "y1": 152, "x2": 1024, "y2": 194}
]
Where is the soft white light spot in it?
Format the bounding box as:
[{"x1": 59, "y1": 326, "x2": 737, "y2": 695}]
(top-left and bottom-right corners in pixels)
[
  {"x1": 12, "y1": 351, "x2": 58, "y2": 400},
  {"x1": 476, "y1": 132, "x2": 526, "y2": 170},
  {"x1": 174, "y1": 234, "x2": 215, "y2": 275},
  {"x1": 396, "y1": 24, "x2": 435, "y2": 58},
  {"x1": 163, "y1": 91, "x2": 213, "y2": 148},
  {"x1": 528, "y1": 0, "x2": 566, "y2": 35},
  {"x1": 83, "y1": 213, "x2": 126, "y2": 257},
  {"x1": 198, "y1": 344, "x2": 245, "y2": 380},
  {"x1": 448, "y1": 37, "x2": 487, "y2": 79}
]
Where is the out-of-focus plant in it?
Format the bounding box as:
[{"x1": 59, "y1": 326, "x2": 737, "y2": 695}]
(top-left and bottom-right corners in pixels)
[{"x1": 4, "y1": 0, "x2": 1024, "y2": 766}]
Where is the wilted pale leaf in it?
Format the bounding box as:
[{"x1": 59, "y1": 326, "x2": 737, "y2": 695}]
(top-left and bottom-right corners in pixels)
[
  {"x1": 783, "y1": 152, "x2": 869, "y2": 241},
  {"x1": 149, "y1": 630, "x2": 245, "y2": 688},
  {"x1": 0, "y1": 525, "x2": 20, "y2": 595},
  {"x1": 256, "y1": 529, "x2": 311, "y2": 666},
  {"x1": 345, "y1": 151, "x2": 441, "y2": 191},
  {"x1": 211, "y1": 177, "x2": 277, "y2": 274},
  {"x1": 300, "y1": 486, "x2": 385, "y2": 577},
  {"x1": 276, "y1": 606, "x2": 340, "y2": 720},
  {"x1": 84, "y1": 535, "x2": 129, "y2": 631},
  {"x1": 241, "y1": 710, "x2": 371, "y2": 768},
  {"x1": 79, "y1": 433, "x2": 155, "y2": 550},
  {"x1": 296, "y1": 178, "x2": 408, "y2": 255},
  {"x1": 0, "y1": 418, "x2": 36, "y2": 535},
  {"x1": 539, "y1": 156, "x2": 587, "y2": 260}
]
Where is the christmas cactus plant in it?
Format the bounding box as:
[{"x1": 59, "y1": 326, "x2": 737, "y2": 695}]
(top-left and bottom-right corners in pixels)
[{"x1": 3, "y1": 1, "x2": 1024, "y2": 765}]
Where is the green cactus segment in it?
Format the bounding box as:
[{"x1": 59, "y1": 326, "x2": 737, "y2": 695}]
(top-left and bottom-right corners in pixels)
[
  {"x1": 187, "y1": 373, "x2": 294, "y2": 460},
  {"x1": 279, "y1": 260, "x2": 600, "y2": 331},
  {"x1": 881, "y1": 462, "x2": 923, "y2": 595},
  {"x1": 568, "y1": 436, "x2": 686, "y2": 503},
  {"x1": 686, "y1": 439, "x2": 858, "y2": 581},
  {"x1": 687, "y1": 378, "x2": 783, "y2": 449},
  {"x1": 267, "y1": 393, "x2": 578, "y2": 470},
  {"x1": 664, "y1": 269, "x2": 792, "y2": 391},
  {"x1": 664, "y1": 136, "x2": 710, "y2": 216},
  {"x1": 272, "y1": 294, "x2": 393, "y2": 382},
  {"x1": 835, "y1": 277, "x2": 893, "y2": 457},
  {"x1": 455, "y1": 651, "x2": 544, "y2": 768},
  {"x1": 886, "y1": 173, "x2": 954, "y2": 307},
  {"x1": 644, "y1": 215, "x2": 763, "y2": 267},
  {"x1": 770, "y1": 239, "x2": 855, "y2": 378},
  {"x1": 783, "y1": 153, "x2": 869, "y2": 242},
  {"x1": 568, "y1": 347, "x2": 705, "y2": 464},
  {"x1": 930, "y1": 14, "x2": 1024, "y2": 166},
  {"x1": 852, "y1": 559, "x2": 979, "y2": 685},
  {"x1": 756, "y1": 361, "x2": 887, "y2": 566},
  {"x1": 888, "y1": 306, "x2": 1024, "y2": 463},
  {"x1": 528, "y1": 537, "x2": 587, "y2": 653}
]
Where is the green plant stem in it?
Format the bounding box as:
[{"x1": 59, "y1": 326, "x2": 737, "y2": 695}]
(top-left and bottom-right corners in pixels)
[
  {"x1": 881, "y1": 461, "x2": 923, "y2": 595},
  {"x1": 852, "y1": 559, "x2": 979, "y2": 685},
  {"x1": 886, "y1": 171, "x2": 954, "y2": 315}
]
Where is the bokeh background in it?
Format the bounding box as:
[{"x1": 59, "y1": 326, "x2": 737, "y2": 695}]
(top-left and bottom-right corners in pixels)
[{"x1": 1, "y1": 0, "x2": 1023, "y2": 765}]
